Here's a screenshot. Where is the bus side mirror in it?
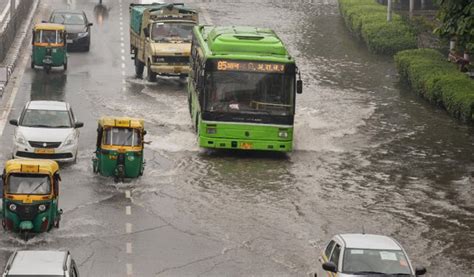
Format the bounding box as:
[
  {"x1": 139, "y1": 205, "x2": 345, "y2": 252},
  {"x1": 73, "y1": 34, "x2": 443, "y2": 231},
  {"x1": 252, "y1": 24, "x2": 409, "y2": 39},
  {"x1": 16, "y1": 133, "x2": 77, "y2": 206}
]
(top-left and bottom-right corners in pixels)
[
  {"x1": 297, "y1": 80, "x2": 303, "y2": 94},
  {"x1": 143, "y1": 27, "x2": 149, "y2": 37}
]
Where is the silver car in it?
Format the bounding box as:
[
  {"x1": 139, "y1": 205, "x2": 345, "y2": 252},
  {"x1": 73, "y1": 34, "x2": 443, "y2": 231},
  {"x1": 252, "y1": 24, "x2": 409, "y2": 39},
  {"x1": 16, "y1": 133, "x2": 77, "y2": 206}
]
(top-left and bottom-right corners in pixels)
[
  {"x1": 2, "y1": 250, "x2": 79, "y2": 277},
  {"x1": 315, "y1": 234, "x2": 426, "y2": 277}
]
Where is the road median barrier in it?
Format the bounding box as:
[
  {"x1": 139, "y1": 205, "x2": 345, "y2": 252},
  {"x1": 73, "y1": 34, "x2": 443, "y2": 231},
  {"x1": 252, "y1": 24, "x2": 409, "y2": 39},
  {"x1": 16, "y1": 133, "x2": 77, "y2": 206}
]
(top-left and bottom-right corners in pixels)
[
  {"x1": 395, "y1": 48, "x2": 474, "y2": 123},
  {"x1": 0, "y1": 0, "x2": 39, "y2": 96},
  {"x1": 338, "y1": 0, "x2": 417, "y2": 55}
]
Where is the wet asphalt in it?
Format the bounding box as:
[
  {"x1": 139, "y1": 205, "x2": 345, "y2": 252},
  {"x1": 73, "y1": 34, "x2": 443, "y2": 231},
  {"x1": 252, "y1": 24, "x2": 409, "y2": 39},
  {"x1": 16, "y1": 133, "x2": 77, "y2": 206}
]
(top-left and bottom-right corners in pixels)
[{"x1": 0, "y1": 0, "x2": 472, "y2": 276}]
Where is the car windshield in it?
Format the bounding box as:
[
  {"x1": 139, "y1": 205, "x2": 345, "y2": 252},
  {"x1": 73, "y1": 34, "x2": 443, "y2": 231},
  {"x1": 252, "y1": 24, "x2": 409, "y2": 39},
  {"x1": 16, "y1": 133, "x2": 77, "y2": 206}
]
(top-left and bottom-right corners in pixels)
[
  {"x1": 151, "y1": 22, "x2": 194, "y2": 42},
  {"x1": 51, "y1": 13, "x2": 85, "y2": 25},
  {"x1": 34, "y1": 30, "x2": 63, "y2": 44},
  {"x1": 7, "y1": 174, "x2": 51, "y2": 195},
  {"x1": 20, "y1": 109, "x2": 72, "y2": 128},
  {"x1": 103, "y1": 127, "x2": 141, "y2": 147},
  {"x1": 342, "y1": 248, "x2": 412, "y2": 275},
  {"x1": 205, "y1": 70, "x2": 295, "y2": 116}
]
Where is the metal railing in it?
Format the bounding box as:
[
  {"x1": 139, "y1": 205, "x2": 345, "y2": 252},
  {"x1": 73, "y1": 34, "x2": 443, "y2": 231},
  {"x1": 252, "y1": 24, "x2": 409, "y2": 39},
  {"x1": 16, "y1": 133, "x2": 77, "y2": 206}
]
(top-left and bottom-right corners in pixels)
[{"x1": 0, "y1": 0, "x2": 34, "y2": 62}]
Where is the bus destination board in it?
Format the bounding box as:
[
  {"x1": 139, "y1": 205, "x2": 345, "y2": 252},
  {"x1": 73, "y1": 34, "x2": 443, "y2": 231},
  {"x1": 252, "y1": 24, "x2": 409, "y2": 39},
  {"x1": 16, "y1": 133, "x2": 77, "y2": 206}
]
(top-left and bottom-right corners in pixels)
[{"x1": 216, "y1": 60, "x2": 285, "y2": 73}]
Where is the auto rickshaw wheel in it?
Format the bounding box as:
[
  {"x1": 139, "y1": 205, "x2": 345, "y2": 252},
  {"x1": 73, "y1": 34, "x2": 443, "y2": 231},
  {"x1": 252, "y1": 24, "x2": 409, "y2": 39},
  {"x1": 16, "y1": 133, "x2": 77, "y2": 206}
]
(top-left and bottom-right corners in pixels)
[
  {"x1": 21, "y1": 231, "x2": 30, "y2": 241},
  {"x1": 44, "y1": 65, "x2": 51, "y2": 74},
  {"x1": 30, "y1": 60, "x2": 34, "y2": 69},
  {"x1": 64, "y1": 62, "x2": 67, "y2": 70}
]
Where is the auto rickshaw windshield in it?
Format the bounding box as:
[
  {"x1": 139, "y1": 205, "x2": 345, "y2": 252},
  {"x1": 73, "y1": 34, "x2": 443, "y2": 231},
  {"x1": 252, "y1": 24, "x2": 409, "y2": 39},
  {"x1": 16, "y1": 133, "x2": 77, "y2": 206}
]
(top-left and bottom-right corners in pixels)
[
  {"x1": 35, "y1": 30, "x2": 64, "y2": 44},
  {"x1": 7, "y1": 174, "x2": 51, "y2": 195},
  {"x1": 104, "y1": 127, "x2": 141, "y2": 147}
]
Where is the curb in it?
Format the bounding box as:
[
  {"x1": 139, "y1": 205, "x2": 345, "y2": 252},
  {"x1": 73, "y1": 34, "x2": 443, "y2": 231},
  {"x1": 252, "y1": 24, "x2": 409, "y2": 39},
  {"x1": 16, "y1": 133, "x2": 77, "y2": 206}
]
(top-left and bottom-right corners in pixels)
[{"x1": 0, "y1": 0, "x2": 40, "y2": 96}]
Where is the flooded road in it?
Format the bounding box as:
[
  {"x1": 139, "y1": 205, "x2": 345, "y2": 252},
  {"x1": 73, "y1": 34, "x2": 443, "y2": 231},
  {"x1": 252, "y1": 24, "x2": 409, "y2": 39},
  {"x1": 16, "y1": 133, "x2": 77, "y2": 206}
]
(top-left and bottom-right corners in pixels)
[{"x1": 0, "y1": 0, "x2": 472, "y2": 276}]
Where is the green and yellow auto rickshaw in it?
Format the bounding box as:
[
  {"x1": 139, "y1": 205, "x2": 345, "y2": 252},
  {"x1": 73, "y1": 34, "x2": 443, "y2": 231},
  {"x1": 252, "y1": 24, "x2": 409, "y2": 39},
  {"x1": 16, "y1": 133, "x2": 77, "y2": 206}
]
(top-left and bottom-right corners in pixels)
[
  {"x1": 92, "y1": 117, "x2": 146, "y2": 182},
  {"x1": 1, "y1": 159, "x2": 62, "y2": 239},
  {"x1": 31, "y1": 23, "x2": 68, "y2": 73}
]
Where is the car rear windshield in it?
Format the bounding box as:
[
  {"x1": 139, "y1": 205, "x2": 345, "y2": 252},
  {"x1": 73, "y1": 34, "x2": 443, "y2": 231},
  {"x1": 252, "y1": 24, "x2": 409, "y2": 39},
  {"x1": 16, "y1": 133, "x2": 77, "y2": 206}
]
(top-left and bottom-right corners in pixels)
[
  {"x1": 342, "y1": 248, "x2": 411, "y2": 275},
  {"x1": 20, "y1": 109, "x2": 72, "y2": 128}
]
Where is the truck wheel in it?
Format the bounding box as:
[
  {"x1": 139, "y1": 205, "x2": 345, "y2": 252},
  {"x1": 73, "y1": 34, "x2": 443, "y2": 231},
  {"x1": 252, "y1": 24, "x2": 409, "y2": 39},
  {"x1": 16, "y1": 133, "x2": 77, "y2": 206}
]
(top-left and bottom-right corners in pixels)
[
  {"x1": 147, "y1": 61, "x2": 157, "y2": 82},
  {"x1": 135, "y1": 59, "x2": 144, "y2": 78}
]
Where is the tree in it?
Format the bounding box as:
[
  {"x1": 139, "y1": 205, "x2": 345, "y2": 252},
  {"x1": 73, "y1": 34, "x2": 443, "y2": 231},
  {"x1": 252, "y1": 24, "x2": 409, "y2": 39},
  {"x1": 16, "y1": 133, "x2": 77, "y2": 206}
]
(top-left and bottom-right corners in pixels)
[{"x1": 434, "y1": 0, "x2": 474, "y2": 54}]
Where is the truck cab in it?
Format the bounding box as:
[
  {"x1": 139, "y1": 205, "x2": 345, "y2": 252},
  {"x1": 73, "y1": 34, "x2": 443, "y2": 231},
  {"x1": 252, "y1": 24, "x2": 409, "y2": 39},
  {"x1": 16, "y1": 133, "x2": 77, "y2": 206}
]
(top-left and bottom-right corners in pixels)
[{"x1": 129, "y1": 3, "x2": 198, "y2": 81}]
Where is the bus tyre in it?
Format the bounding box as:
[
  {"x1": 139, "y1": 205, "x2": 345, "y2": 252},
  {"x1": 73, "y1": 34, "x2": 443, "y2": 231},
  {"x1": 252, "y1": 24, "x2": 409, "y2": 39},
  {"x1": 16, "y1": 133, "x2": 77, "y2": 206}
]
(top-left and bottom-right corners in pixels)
[
  {"x1": 195, "y1": 114, "x2": 199, "y2": 134},
  {"x1": 147, "y1": 61, "x2": 157, "y2": 82}
]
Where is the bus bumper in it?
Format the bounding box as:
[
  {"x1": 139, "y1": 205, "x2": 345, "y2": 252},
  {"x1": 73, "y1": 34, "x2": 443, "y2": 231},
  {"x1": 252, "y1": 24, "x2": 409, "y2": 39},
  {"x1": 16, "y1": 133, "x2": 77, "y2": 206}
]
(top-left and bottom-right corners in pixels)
[{"x1": 199, "y1": 136, "x2": 293, "y2": 152}]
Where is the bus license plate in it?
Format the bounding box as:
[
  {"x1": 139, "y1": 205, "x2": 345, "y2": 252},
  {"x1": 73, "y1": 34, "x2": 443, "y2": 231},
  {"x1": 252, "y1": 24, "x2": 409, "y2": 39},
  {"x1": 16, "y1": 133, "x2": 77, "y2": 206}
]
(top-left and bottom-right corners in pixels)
[
  {"x1": 240, "y1": 142, "x2": 252, "y2": 150},
  {"x1": 35, "y1": 148, "x2": 55, "y2": 154}
]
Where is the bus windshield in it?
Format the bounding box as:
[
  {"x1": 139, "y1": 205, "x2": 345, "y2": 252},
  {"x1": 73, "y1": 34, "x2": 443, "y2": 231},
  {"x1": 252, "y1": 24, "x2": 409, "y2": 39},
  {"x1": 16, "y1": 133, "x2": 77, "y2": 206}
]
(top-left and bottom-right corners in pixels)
[
  {"x1": 205, "y1": 71, "x2": 294, "y2": 116},
  {"x1": 103, "y1": 127, "x2": 141, "y2": 147},
  {"x1": 151, "y1": 22, "x2": 194, "y2": 42},
  {"x1": 7, "y1": 174, "x2": 51, "y2": 195}
]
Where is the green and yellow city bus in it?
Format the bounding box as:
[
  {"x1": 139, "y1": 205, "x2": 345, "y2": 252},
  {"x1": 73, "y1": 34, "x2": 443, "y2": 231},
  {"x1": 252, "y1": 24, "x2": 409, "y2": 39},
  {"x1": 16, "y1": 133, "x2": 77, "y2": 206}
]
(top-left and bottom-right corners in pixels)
[{"x1": 188, "y1": 26, "x2": 302, "y2": 152}]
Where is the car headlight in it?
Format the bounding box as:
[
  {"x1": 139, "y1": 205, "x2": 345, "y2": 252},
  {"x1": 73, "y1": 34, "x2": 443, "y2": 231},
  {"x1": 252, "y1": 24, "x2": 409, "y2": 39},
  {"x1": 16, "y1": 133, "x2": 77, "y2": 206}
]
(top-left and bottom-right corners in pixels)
[
  {"x1": 77, "y1": 32, "x2": 88, "y2": 38},
  {"x1": 38, "y1": 204, "x2": 47, "y2": 212},
  {"x1": 153, "y1": 56, "x2": 165, "y2": 63},
  {"x1": 9, "y1": 204, "x2": 16, "y2": 211},
  {"x1": 63, "y1": 133, "x2": 77, "y2": 146},
  {"x1": 15, "y1": 133, "x2": 26, "y2": 145},
  {"x1": 278, "y1": 130, "x2": 288, "y2": 138}
]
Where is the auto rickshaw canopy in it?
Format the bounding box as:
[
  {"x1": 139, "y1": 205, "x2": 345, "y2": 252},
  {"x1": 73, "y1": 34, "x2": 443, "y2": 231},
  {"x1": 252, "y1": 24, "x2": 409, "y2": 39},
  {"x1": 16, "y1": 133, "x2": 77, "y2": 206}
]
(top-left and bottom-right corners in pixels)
[
  {"x1": 98, "y1": 116, "x2": 145, "y2": 130},
  {"x1": 5, "y1": 159, "x2": 59, "y2": 176},
  {"x1": 33, "y1": 23, "x2": 66, "y2": 31}
]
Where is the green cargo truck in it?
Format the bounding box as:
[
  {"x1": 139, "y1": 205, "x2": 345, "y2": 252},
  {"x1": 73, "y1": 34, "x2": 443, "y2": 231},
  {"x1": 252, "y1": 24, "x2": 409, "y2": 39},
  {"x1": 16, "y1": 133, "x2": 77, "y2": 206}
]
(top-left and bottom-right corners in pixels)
[
  {"x1": 129, "y1": 3, "x2": 198, "y2": 81},
  {"x1": 188, "y1": 26, "x2": 303, "y2": 152}
]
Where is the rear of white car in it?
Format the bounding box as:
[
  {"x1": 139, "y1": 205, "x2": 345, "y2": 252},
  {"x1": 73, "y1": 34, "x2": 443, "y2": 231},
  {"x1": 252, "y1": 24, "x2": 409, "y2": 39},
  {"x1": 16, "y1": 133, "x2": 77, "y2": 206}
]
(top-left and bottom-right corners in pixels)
[{"x1": 10, "y1": 101, "x2": 83, "y2": 163}]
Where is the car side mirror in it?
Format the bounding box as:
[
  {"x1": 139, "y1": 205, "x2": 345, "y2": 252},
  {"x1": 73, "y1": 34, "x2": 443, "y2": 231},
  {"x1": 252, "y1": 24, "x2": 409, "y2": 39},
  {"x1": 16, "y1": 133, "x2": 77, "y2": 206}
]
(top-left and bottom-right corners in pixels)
[
  {"x1": 88, "y1": 22, "x2": 93, "y2": 27},
  {"x1": 143, "y1": 27, "x2": 149, "y2": 37},
  {"x1": 9, "y1": 119, "x2": 18, "y2": 126},
  {"x1": 75, "y1": 122, "x2": 84, "y2": 128},
  {"x1": 297, "y1": 80, "x2": 303, "y2": 94},
  {"x1": 41, "y1": 20, "x2": 47, "y2": 23},
  {"x1": 415, "y1": 266, "x2": 427, "y2": 276},
  {"x1": 322, "y1": 262, "x2": 337, "y2": 273}
]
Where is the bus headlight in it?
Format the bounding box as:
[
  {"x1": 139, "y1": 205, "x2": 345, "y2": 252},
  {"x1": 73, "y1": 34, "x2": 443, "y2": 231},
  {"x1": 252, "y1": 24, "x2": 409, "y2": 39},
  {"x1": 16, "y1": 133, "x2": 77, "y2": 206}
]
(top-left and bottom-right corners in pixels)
[
  {"x1": 278, "y1": 131, "x2": 288, "y2": 138},
  {"x1": 38, "y1": 204, "x2": 47, "y2": 212},
  {"x1": 9, "y1": 204, "x2": 17, "y2": 211},
  {"x1": 206, "y1": 127, "x2": 217, "y2": 134},
  {"x1": 153, "y1": 56, "x2": 165, "y2": 63}
]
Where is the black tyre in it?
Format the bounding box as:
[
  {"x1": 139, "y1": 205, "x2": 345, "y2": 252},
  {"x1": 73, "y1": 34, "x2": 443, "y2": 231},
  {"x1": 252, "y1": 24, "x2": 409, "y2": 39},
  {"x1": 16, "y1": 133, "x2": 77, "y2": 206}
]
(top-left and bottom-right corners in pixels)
[
  {"x1": 147, "y1": 61, "x2": 157, "y2": 82},
  {"x1": 64, "y1": 62, "x2": 67, "y2": 70},
  {"x1": 135, "y1": 53, "x2": 144, "y2": 78},
  {"x1": 30, "y1": 60, "x2": 34, "y2": 69}
]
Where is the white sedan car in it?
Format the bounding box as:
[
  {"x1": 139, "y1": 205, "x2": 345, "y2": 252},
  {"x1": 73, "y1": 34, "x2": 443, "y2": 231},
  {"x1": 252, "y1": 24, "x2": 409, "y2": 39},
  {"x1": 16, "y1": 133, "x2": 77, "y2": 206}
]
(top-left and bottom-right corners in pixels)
[
  {"x1": 316, "y1": 234, "x2": 427, "y2": 277},
  {"x1": 9, "y1": 101, "x2": 83, "y2": 163}
]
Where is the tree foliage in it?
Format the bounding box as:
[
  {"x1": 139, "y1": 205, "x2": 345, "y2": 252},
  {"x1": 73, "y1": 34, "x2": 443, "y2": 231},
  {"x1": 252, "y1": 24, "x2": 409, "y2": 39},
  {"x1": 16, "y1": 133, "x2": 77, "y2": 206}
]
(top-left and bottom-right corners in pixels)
[{"x1": 434, "y1": 0, "x2": 474, "y2": 53}]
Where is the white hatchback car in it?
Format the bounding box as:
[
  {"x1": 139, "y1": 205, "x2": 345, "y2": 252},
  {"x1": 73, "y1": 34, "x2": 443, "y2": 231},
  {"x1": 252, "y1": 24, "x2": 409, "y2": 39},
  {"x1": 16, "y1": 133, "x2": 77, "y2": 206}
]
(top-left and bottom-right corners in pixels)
[
  {"x1": 315, "y1": 234, "x2": 426, "y2": 277},
  {"x1": 2, "y1": 250, "x2": 79, "y2": 277},
  {"x1": 10, "y1": 101, "x2": 83, "y2": 162}
]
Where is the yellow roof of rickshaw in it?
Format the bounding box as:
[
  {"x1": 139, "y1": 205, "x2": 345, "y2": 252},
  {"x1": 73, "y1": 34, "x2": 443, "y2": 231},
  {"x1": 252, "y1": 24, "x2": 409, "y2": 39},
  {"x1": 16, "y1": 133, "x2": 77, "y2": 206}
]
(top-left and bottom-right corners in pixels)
[
  {"x1": 99, "y1": 116, "x2": 145, "y2": 129},
  {"x1": 33, "y1": 23, "x2": 65, "y2": 31},
  {"x1": 5, "y1": 159, "x2": 59, "y2": 175}
]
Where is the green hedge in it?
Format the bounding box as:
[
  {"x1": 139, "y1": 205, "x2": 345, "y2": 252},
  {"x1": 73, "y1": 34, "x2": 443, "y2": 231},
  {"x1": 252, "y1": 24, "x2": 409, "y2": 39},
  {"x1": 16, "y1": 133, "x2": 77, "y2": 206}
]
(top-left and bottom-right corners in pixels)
[
  {"x1": 395, "y1": 49, "x2": 474, "y2": 123},
  {"x1": 339, "y1": 0, "x2": 417, "y2": 55}
]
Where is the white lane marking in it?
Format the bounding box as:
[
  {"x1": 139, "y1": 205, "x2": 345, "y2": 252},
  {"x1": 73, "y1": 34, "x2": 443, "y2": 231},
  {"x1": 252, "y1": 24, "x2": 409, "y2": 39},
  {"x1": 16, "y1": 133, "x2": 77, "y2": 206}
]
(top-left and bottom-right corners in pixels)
[
  {"x1": 126, "y1": 223, "x2": 132, "y2": 233},
  {"x1": 126, "y1": 242, "x2": 132, "y2": 254},
  {"x1": 122, "y1": 63, "x2": 125, "y2": 69},
  {"x1": 126, "y1": 263, "x2": 133, "y2": 276},
  {"x1": 0, "y1": 55, "x2": 29, "y2": 137},
  {"x1": 126, "y1": 206, "x2": 131, "y2": 215},
  {"x1": 121, "y1": 55, "x2": 125, "y2": 61},
  {"x1": 120, "y1": 26, "x2": 123, "y2": 31},
  {"x1": 121, "y1": 49, "x2": 125, "y2": 54},
  {"x1": 120, "y1": 37, "x2": 124, "y2": 42},
  {"x1": 121, "y1": 42, "x2": 125, "y2": 48},
  {"x1": 125, "y1": 190, "x2": 131, "y2": 198}
]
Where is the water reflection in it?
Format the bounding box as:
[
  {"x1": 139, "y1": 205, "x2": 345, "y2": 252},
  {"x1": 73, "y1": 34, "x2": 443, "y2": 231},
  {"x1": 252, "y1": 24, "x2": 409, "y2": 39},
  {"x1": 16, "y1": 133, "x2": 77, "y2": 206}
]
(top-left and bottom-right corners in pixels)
[{"x1": 30, "y1": 71, "x2": 67, "y2": 101}]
